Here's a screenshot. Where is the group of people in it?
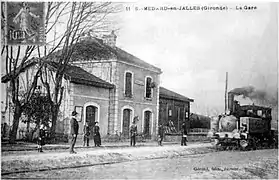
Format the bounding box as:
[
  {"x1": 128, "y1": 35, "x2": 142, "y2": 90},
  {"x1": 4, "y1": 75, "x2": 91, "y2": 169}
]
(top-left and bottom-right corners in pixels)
[
  {"x1": 158, "y1": 121, "x2": 188, "y2": 146},
  {"x1": 36, "y1": 110, "x2": 189, "y2": 154},
  {"x1": 70, "y1": 111, "x2": 101, "y2": 154},
  {"x1": 129, "y1": 116, "x2": 188, "y2": 147},
  {"x1": 83, "y1": 121, "x2": 101, "y2": 147}
]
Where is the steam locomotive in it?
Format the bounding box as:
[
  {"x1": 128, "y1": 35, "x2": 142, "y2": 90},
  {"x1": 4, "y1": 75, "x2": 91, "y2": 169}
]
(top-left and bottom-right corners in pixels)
[{"x1": 208, "y1": 92, "x2": 278, "y2": 150}]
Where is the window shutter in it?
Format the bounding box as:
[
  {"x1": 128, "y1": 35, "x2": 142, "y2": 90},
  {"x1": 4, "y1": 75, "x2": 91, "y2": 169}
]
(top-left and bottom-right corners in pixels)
[
  {"x1": 146, "y1": 77, "x2": 152, "y2": 98},
  {"x1": 125, "y1": 72, "x2": 132, "y2": 97}
]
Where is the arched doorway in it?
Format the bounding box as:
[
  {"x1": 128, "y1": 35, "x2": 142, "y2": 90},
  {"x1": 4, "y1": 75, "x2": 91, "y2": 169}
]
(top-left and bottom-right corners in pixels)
[
  {"x1": 86, "y1": 105, "x2": 97, "y2": 139},
  {"x1": 122, "y1": 108, "x2": 132, "y2": 138},
  {"x1": 143, "y1": 110, "x2": 152, "y2": 139}
]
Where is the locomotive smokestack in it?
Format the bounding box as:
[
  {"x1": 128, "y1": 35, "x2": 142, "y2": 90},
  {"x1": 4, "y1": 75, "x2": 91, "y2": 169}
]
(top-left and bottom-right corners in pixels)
[
  {"x1": 228, "y1": 92, "x2": 234, "y2": 113},
  {"x1": 225, "y1": 72, "x2": 228, "y2": 113}
]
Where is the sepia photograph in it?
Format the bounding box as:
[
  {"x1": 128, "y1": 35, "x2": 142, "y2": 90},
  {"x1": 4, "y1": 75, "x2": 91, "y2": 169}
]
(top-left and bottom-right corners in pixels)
[{"x1": 1, "y1": 0, "x2": 278, "y2": 179}]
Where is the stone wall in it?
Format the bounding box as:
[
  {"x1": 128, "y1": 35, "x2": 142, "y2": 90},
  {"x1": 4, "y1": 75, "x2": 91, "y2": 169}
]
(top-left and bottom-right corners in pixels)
[
  {"x1": 116, "y1": 62, "x2": 160, "y2": 138},
  {"x1": 71, "y1": 83, "x2": 111, "y2": 137}
]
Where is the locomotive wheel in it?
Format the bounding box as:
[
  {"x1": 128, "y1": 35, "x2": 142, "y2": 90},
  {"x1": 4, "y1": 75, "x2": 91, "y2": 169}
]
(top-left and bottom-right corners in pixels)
[
  {"x1": 240, "y1": 140, "x2": 248, "y2": 150},
  {"x1": 268, "y1": 138, "x2": 277, "y2": 149},
  {"x1": 231, "y1": 145, "x2": 238, "y2": 151},
  {"x1": 246, "y1": 136, "x2": 259, "y2": 150},
  {"x1": 211, "y1": 139, "x2": 219, "y2": 146},
  {"x1": 217, "y1": 143, "x2": 226, "y2": 151},
  {"x1": 251, "y1": 137, "x2": 258, "y2": 150}
]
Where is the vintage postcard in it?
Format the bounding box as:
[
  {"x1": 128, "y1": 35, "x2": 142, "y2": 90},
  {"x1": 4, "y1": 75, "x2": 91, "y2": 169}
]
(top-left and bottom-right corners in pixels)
[
  {"x1": 4, "y1": 2, "x2": 45, "y2": 45},
  {"x1": 1, "y1": 1, "x2": 278, "y2": 179}
]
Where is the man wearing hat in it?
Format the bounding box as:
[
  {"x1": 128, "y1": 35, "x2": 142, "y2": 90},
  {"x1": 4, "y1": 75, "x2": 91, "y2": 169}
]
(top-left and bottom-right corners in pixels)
[
  {"x1": 130, "y1": 116, "x2": 138, "y2": 147},
  {"x1": 181, "y1": 121, "x2": 188, "y2": 146},
  {"x1": 70, "y1": 111, "x2": 79, "y2": 154}
]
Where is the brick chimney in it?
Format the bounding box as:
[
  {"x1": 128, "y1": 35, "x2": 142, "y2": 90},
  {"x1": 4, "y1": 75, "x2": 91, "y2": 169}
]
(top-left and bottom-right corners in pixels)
[
  {"x1": 80, "y1": 31, "x2": 93, "y2": 42},
  {"x1": 102, "y1": 30, "x2": 117, "y2": 47}
]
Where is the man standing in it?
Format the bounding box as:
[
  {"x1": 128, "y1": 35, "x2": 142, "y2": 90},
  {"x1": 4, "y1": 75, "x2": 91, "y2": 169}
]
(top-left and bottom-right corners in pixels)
[
  {"x1": 158, "y1": 124, "x2": 164, "y2": 146},
  {"x1": 83, "y1": 121, "x2": 90, "y2": 147},
  {"x1": 37, "y1": 124, "x2": 46, "y2": 152},
  {"x1": 181, "y1": 121, "x2": 188, "y2": 146},
  {"x1": 130, "y1": 116, "x2": 138, "y2": 147},
  {"x1": 70, "y1": 111, "x2": 79, "y2": 154}
]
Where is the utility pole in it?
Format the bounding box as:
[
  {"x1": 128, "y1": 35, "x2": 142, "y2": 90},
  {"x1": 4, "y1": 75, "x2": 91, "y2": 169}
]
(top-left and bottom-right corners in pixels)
[{"x1": 225, "y1": 72, "x2": 228, "y2": 113}]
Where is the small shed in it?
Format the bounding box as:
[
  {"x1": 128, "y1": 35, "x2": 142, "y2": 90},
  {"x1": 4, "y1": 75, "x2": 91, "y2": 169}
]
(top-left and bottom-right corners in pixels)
[{"x1": 159, "y1": 87, "x2": 194, "y2": 133}]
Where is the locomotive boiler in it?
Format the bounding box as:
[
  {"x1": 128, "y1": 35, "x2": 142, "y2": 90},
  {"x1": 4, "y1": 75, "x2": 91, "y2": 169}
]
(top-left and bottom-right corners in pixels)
[{"x1": 208, "y1": 92, "x2": 277, "y2": 150}]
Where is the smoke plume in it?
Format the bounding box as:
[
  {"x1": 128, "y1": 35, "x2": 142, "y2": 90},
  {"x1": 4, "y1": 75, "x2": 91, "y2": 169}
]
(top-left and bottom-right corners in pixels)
[{"x1": 229, "y1": 85, "x2": 278, "y2": 107}]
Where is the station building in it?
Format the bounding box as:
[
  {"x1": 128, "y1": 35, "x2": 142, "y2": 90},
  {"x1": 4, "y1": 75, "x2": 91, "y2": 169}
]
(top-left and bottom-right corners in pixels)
[{"x1": 1, "y1": 31, "x2": 194, "y2": 142}]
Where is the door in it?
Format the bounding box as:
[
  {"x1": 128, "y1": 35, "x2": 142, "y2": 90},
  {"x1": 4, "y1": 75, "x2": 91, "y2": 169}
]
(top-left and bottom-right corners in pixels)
[
  {"x1": 86, "y1": 106, "x2": 96, "y2": 139},
  {"x1": 144, "y1": 111, "x2": 152, "y2": 138},
  {"x1": 123, "y1": 109, "x2": 131, "y2": 138}
]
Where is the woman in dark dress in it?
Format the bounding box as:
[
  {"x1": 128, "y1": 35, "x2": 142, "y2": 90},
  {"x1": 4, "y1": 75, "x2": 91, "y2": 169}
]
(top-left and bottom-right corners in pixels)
[{"x1": 93, "y1": 122, "x2": 101, "y2": 147}]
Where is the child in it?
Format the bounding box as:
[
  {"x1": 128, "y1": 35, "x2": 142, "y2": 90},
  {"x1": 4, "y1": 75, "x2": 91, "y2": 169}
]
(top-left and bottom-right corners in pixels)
[{"x1": 37, "y1": 124, "x2": 46, "y2": 152}]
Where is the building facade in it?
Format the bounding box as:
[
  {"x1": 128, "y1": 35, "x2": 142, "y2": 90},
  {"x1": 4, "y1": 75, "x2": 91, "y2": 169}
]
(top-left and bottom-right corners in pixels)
[
  {"x1": 159, "y1": 87, "x2": 194, "y2": 133},
  {"x1": 72, "y1": 32, "x2": 162, "y2": 139},
  {"x1": 59, "y1": 64, "x2": 115, "y2": 139},
  {"x1": 1, "y1": 62, "x2": 115, "y2": 140},
  {"x1": 2, "y1": 32, "x2": 194, "y2": 141},
  {"x1": 1, "y1": 32, "x2": 163, "y2": 141}
]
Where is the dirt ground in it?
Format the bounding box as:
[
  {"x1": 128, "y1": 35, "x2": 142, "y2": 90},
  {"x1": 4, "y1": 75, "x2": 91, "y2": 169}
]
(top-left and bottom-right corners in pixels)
[
  {"x1": 1, "y1": 143, "x2": 213, "y2": 174},
  {"x1": 2, "y1": 149, "x2": 278, "y2": 179}
]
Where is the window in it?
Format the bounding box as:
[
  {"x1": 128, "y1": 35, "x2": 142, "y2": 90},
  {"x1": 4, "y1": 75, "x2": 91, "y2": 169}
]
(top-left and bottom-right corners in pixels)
[
  {"x1": 169, "y1": 109, "x2": 172, "y2": 116},
  {"x1": 257, "y1": 110, "x2": 262, "y2": 117},
  {"x1": 247, "y1": 110, "x2": 253, "y2": 115},
  {"x1": 125, "y1": 72, "x2": 132, "y2": 97},
  {"x1": 145, "y1": 77, "x2": 152, "y2": 98}
]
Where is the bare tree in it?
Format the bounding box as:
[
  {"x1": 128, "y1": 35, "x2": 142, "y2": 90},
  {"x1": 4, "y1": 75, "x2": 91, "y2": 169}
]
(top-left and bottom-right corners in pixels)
[
  {"x1": 38, "y1": 2, "x2": 119, "y2": 138},
  {"x1": 1, "y1": 45, "x2": 40, "y2": 143},
  {"x1": 1, "y1": 2, "x2": 120, "y2": 143},
  {"x1": 1, "y1": 2, "x2": 65, "y2": 143}
]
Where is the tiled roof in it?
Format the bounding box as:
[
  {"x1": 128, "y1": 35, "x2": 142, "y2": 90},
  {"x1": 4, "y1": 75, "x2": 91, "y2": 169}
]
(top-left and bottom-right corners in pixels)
[
  {"x1": 46, "y1": 61, "x2": 114, "y2": 89},
  {"x1": 1, "y1": 60, "x2": 114, "y2": 89},
  {"x1": 70, "y1": 38, "x2": 162, "y2": 73},
  {"x1": 1, "y1": 59, "x2": 37, "y2": 83},
  {"x1": 159, "y1": 87, "x2": 194, "y2": 102}
]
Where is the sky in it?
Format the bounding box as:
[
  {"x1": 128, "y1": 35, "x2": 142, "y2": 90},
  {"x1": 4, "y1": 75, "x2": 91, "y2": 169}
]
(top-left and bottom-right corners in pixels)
[{"x1": 115, "y1": 2, "x2": 278, "y2": 116}]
